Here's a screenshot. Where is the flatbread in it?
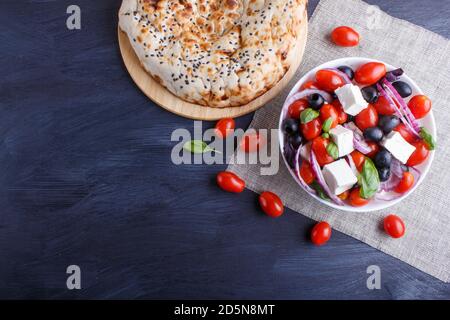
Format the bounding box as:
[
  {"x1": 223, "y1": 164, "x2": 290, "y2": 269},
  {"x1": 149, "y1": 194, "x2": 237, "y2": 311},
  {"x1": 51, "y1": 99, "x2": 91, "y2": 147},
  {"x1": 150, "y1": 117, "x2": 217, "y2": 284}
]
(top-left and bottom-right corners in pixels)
[{"x1": 119, "y1": 0, "x2": 307, "y2": 107}]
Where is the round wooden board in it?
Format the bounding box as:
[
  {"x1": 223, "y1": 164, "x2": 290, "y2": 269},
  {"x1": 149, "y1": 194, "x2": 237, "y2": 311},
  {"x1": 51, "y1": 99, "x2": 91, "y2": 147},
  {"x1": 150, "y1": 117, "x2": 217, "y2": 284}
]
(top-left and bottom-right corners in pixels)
[{"x1": 118, "y1": 13, "x2": 308, "y2": 121}]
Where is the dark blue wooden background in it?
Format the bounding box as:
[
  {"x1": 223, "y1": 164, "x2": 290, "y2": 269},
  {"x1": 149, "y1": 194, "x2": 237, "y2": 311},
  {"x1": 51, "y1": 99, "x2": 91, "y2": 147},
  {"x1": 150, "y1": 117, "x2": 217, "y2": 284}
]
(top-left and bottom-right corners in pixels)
[{"x1": 0, "y1": 0, "x2": 449, "y2": 299}]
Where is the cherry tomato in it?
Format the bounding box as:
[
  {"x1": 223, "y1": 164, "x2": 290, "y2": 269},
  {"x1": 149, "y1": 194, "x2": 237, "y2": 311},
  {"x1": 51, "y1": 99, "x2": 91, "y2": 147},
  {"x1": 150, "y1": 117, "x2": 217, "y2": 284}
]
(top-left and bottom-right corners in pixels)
[
  {"x1": 354, "y1": 62, "x2": 386, "y2": 86},
  {"x1": 331, "y1": 26, "x2": 360, "y2": 47},
  {"x1": 315, "y1": 69, "x2": 345, "y2": 92},
  {"x1": 301, "y1": 80, "x2": 319, "y2": 90},
  {"x1": 311, "y1": 221, "x2": 332, "y2": 246},
  {"x1": 349, "y1": 187, "x2": 369, "y2": 206},
  {"x1": 394, "y1": 172, "x2": 414, "y2": 193},
  {"x1": 373, "y1": 95, "x2": 395, "y2": 115},
  {"x1": 383, "y1": 214, "x2": 405, "y2": 238},
  {"x1": 393, "y1": 123, "x2": 416, "y2": 144},
  {"x1": 216, "y1": 171, "x2": 245, "y2": 193},
  {"x1": 311, "y1": 136, "x2": 334, "y2": 167},
  {"x1": 350, "y1": 150, "x2": 365, "y2": 172},
  {"x1": 406, "y1": 140, "x2": 429, "y2": 166},
  {"x1": 301, "y1": 118, "x2": 322, "y2": 141},
  {"x1": 331, "y1": 100, "x2": 348, "y2": 124},
  {"x1": 408, "y1": 95, "x2": 432, "y2": 119},
  {"x1": 355, "y1": 104, "x2": 378, "y2": 131},
  {"x1": 300, "y1": 161, "x2": 315, "y2": 184},
  {"x1": 366, "y1": 141, "x2": 380, "y2": 158},
  {"x1": 288, "y1": 99, "x2": 308, "y2": 119},
  {"x1": 338, "y1": 190, "x2": 350, "y2": 200},
  {"x1": 320, "y1": 104, "x2": 339, "y2": 129},
  {"x1": 215, "y1": 118, "x2": 235, "y2": 138},
  {"x1": 259, "y1": 191, "x2": 284, "y2": 218},
  {"x1": 240, "y1": 132, "x2": 265, "y2": 153}
]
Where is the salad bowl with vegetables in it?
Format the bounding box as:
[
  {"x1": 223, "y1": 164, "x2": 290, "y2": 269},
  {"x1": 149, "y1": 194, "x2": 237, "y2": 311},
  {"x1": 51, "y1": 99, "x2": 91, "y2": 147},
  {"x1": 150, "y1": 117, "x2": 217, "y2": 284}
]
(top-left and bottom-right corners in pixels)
[{"x1": 279, "y1": 57, "x2": 436, "y2": 212}]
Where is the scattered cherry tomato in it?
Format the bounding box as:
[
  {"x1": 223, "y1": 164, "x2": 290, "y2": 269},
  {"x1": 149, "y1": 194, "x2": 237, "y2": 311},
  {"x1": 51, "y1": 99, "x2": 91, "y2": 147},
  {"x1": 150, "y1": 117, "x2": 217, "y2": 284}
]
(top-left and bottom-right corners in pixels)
[
  {"x1": 394, "y1": 171, "x2": 414, "y2": 193},
  {"x1": 373, "y1": 95, "x2": 395, "y2": 115},
  {"x1": 350, "y1": 150, "x2": 366, "y2": 172},
  {"x1": 288, "y1": 99, "x2": 308, "y2": 119},
  {"x1": 354, "y1": 62, "x2": 386, "y2": 86},
  {"x1": 240, "y1": 132, "x2": 265, "y2": 153},
  {"x1": 320, "y1": 104, "x2": 339, "y2": 129},
  {"x1": 408, "y1": 95, "x2": 432, "y2": 119},
  {"x1": 215, "y1": 118, "x2": 235, "y2": 138},
  {"x1": 301, "y1": 118, "x2": 322, "y2": 141},
  {"x1": 300, "y1": 161, "x2": 315, "y2": 184},
  {"x1": 311, "y1": 136, "x2": 334, "y2": 167},
  {"x1": 311, "y1": 221, "x2": 332, "y2": 246},
  {"x1": 366, "y1": 141, "x2": 380, "y2": 158},
  {"x1": 355, "y1": 104, "x2": 379, "y2": 131},
  {"x1": 216, "y1": 171, "x2": 245, "y2": 193},
  {"x1": 315, "y1": 69, "x2": 345, "y2": 92},
  {"x1": 406, "y1": 140, "x2": 429, "y2": 166},
  {"x1": 393, "y1": 123, "x2": 416, "y2": 144},
  {"x1": 259, "y1": 191, "x2": 284, "y2": 217},
  {"x1": 349, "y1": 187, "x2": 369, "y2": 206},
  {"x1": 338, "y1": 190, "x2": 350, "y2": 200},
  {"x1": 331, "y1": 100, "x2": 348, "y2": 124},
  {"x1": 383, "y1": 214, "x2": 406, "y2": 238},
  {"x1": 301, "y1": 80, "x2": 319, "y2": 90},
  {"x1": 331, "y1": 26, "x2": 360, "y2": 47}
]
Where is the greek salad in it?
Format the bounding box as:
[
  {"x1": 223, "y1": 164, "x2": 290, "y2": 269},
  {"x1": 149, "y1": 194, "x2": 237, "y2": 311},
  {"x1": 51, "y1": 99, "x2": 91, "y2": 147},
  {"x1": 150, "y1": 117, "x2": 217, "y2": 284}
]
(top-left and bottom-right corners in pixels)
[{"x1": 281, "y1": 61, "x2": 436, "y2": 207}]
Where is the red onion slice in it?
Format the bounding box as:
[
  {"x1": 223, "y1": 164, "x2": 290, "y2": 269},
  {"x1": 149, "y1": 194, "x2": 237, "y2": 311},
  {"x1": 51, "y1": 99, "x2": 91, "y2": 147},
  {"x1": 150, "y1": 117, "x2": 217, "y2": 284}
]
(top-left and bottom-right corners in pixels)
[
  {"x1": 294, "y1": 145, "x2": 315, "y2": 194},
  {"x1": 284, "y1": 89, "x2": 333, "y2": 110},
  {"x1": 376, "y1": 83, "x2": 421, "y2": 138},
  {"x1": 309, "y1": 151, "x2": 345, "y2": 206},
  {"x1": 382, "y1": 79, "x2": 420, "y2": 132},
  {"x1": 325, "y1": 68, "x2": 352, "y2": 84},
  {"x1": 391, "y1": 158, "x2": 404, "y2": 178},
  {"x1": 375, "y1": 191, "x2": 402, "y2": 201},
  {"x1": 343, "y1": 122, "x2": 371, "y2": 154}
]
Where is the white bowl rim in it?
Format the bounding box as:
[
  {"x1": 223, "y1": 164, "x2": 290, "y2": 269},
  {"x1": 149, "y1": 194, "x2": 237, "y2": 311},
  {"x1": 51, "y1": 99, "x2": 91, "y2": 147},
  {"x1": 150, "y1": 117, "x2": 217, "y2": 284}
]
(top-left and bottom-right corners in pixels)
[{"x1": 278, "y1": 57, "x2": 436, "y2": 212}]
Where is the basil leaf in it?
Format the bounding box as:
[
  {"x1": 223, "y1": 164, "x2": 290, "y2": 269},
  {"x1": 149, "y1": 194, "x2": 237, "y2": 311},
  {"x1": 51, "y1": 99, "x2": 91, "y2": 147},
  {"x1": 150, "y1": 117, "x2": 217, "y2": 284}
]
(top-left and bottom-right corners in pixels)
[
  {"x1": 419, "y1": 127, "x2": 435, "y2": 150},
  {"x1": 322, "y1": 133, "x2": 330, "y2": 139},
  {"x1": 183, "y1": 140, "x2": 217, "y2": 154},
  {"x1": 311, "y1": 181, "x2": 330, "y2": 200},
  {"x1": 357, "y1": 157, "x2": 380, "y2": 199},
  {"x1": 300, "y1": 108, "x2": 319, "y2": 124},
  {"x1": 322, "y1": 117, "x2": 333, "y2": 133},
  {"x1": 326, "y1": 141, "x2": 339, "y2": 160}
]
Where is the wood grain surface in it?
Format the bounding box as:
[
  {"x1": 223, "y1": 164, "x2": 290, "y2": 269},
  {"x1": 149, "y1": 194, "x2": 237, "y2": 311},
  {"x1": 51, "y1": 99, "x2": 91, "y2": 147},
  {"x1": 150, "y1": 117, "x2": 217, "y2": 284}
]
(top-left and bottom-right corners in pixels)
[
  {"x1": 0, "y1": 0, "x2": 449, "y2": 299},
  {"x1": 118, "y1": 13, "x2": 308, "y2": 120}
]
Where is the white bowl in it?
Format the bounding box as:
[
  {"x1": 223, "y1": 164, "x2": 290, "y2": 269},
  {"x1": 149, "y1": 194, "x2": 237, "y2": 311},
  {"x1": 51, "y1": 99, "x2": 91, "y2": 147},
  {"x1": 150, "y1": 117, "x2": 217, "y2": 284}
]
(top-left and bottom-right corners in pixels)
[{"x1": 279, "y1": 57, "x2": 436, "y2": 212}]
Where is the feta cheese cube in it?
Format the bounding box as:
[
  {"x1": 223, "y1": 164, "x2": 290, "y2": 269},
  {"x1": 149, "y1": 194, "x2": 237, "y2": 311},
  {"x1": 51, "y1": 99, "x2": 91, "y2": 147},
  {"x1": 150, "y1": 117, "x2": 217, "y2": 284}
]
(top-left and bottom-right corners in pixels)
[
  {"x1": 322, "y1": 159, "x2": 358, "y2": 195},
  {"x1": 301, "y1": 142, "x2": 311, "y2": 160},
  {"x1": 330, "y1": 125, "x2": 354, "y2": 157},
  {"x1": 380, "y1": 131, "x2": 416, "y2": 164},
  {"x1": 334, "y1": 84, "x2": 368, "y2": 116}
]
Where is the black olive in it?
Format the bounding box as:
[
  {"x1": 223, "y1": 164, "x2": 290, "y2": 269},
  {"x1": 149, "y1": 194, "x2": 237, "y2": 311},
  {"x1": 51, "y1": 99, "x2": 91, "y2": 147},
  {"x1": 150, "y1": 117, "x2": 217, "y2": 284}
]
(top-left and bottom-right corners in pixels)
[
  {"x1": 361, "y1": 86, "x2": 379, "y2": 103},
  {"x1": 374, "y1": 149, "x2": 393, "y2": 168},
  {"x1": 337, "y1": 66, "x2": 354, "y2": 80},
  {"x1": 378, "y1": 115, "x2": 400, "y2": 134},
  {"x1": 392, "y1": 81, "x2": 412, "y2": 98},
  {"x1": 363, "y1": 127, "x2": 384, "y2": 142},
  {"x1": 282, "y1": 118, "x2": 299, "y2": 136},
  {"x1": 378, "y1": 166, "x2": 391, "y2": 182},
  {"x1": 307, "y1": 93, "x2": 325, "y2": 110},
  {"x1": 288, "y1": 133, "x2": 303, "y2": 149}
]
